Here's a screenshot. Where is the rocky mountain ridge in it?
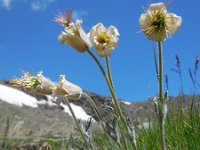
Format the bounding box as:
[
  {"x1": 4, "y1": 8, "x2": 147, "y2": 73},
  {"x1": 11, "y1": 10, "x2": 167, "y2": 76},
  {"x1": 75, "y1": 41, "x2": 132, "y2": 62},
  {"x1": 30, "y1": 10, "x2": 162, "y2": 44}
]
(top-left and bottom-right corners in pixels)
[
  {"x1": 0, "y1": 80, "x2": 153, "y2": 139},
  {"x1": 1, "y1": 80, "x2": 197, "y2": 139}
]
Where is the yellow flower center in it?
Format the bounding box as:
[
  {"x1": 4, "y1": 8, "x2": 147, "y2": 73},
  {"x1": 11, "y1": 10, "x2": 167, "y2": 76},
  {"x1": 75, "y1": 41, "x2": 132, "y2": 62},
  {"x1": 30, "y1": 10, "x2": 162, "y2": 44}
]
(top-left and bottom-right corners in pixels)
[
  {"x1": 97, "y1": 32, "x2": 110, "y2": 44},
  {"x1": 23, "y1": 76, "x2": 41, "y2": 90},
  {"x1": 151, "y1": 10, "x2": 166, "y2": 31}
]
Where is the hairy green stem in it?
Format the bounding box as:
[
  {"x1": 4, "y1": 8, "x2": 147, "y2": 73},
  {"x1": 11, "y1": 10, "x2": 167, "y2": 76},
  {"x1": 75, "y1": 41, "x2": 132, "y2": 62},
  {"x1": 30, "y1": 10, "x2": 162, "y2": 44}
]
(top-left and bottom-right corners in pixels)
[
  {"x1": 63, "y1": 97, "x2": 89, "y2": 149},
  {"x1": 105, "y1": 56, "x2": 114, "y2": 89},
  {"x1": 82, "y1": 93, "x2": 103, "y2": 121},
  {"x1": 87, "y1": 50, "x2": 137, "y2": 150},
  {"x1": 82, "y1": 92, "x2": 123, "y2": 149},
  {"x1": 105, "y1": 56, "x2": 130, "y2": 149},
  {"x1": 158, "y1": 41, "x2": 163, "y2": 104},
  {"x1": 87, "y1": 50, "x2": 121, "y2": 118},
  {"x1": 158, "y1": 41, "x2": 166, "y2": 150},
  {"x1": 153, "y1": 43, "x2": 159, "y2": 80}
]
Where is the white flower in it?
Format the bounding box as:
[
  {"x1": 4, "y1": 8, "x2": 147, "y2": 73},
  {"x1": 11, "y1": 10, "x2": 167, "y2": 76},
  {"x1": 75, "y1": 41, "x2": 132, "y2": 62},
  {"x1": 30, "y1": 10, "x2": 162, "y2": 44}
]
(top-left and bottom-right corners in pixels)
[
  {"x1": 89, "y1": 23, "x2": 119, "y2": 57},
  {"x1": 35, "y1": 71, "x2": 56, "y2": 95},
  {"x1": 139, "y1": 2, "x2": 182, "y2": 41},
  {"x1": 58, "y1": 20, "x2": 91, "y2": 53},
  {"x1": 53, "y1": 75, "x2": 82, "y2": 101},
  {"x1": 10, "y1": 71, "x2": 55, "y2": 95}
]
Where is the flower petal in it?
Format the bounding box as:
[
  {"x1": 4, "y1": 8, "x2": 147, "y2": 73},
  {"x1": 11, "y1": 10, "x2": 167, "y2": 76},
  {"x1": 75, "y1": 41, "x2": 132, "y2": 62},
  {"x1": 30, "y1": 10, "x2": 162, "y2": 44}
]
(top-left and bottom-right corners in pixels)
[
  {"x1": 107, "y1": 26, "x2": 120, "y2": 37},
  {"x1": 77, "y1": 25, "x2": 92, "y2": 48},
  {"x1": 58, "y1": 32, "x2": 89, "y2": 52},
  {"x1": 148, "y1": 3, "x2": 166, "y2": 12},
  {"x1": 166, "y1": 13, "x2": 182, "y2": 34},
  {"x1": 54, "y1": 75, "x2": 82, "y2": 100},
  {"x1": 57, "y1": 20, "x2": 90, "y2": 52},
  {"x1": 139, "y1": 13, "x2": 151, "y2": 29},
  {"x1": 96, "y1": 48, "x2": 114, "y2": 57},
  {"x1": 95, "y1": 23, "x2": 106, "y2": 34},
  {"x1": 145, "y1": 30, "x2": 167, "y2": 41},
  {"x1": 35, "y1": 71, "x2": 55, "y2": 95}
]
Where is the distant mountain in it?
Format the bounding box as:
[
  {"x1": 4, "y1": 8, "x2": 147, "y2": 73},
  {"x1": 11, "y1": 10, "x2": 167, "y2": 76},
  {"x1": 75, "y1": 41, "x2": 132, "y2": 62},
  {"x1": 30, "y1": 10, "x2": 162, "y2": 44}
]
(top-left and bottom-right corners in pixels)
[
  {"x1": 1, "y1": 80, "x2": 197, "y2": 139},
  {"x1": 0, "y1": 80, "x2": 154, "y2": 138}
]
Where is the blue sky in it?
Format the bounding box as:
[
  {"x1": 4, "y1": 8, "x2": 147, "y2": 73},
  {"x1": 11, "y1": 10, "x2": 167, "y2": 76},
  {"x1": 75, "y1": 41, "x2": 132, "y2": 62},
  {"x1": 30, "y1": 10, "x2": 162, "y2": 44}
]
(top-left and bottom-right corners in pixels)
[{"x1": 0, "y1": 0, "x2": 200, "y2": 101}]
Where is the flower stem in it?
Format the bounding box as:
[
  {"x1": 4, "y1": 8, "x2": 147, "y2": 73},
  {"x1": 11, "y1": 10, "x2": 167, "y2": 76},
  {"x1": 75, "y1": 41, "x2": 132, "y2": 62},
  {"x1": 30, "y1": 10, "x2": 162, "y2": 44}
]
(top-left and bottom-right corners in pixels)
[
  {"x1": 63, "y1": 96, "x2": 89, "y2": 149},
  {"x1": 81, "y1": 93, "x2": 103, "y2": 122},
  {"x1": 105, "y1": 56, "x2": 131, "y2": 149},
  {"x1": 158, "y1": 41, "x2": 166, "y2": 150},
  {"x1": 87, "y1": 50, "x2": 137, "y2": 150},
  {"x1": 105, "y1": 56, "x2": 114, "y2": 89},
  {"x1": 82, "y1": 92, "x2": 124, "y2": 150},
  {"x1": 87, "y1": 50, "x2": 122, "y2": 123},
  {"x1": 158, "y1": 41, "x2": 163, "y2": 104}
]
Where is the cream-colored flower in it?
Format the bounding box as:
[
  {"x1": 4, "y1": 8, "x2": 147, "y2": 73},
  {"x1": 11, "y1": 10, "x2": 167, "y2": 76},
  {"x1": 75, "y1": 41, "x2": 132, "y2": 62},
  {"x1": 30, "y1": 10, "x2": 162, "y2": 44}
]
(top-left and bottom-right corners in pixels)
[
  {"x1": 10, "y1": 71, "x2": 40, "y2": 90},
  {"x1": 10, "y1": 71, "x2": 55, "y2": 95},
  {"x1": 139, "y1": 2, "x2": 182, "y2": 41},
  {"x1": 58, "y1": 20, "x2": 91, "y2": 53},
  {"x1": 35, "y1": 71, "x2": 56, "y2": 95},
  {"x1": 89, "y1": 23, "x2": 119, "y2": 57},
  {"x1": 53, "y1": 75, "x2": 82, "y2": 101}
]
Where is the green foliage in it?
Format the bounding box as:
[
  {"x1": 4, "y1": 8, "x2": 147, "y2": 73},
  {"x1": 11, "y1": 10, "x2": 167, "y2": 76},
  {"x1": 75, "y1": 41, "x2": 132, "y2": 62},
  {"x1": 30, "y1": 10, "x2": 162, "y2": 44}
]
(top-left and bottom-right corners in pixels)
[
  {"x1": 136, "y1": 99, "x2": 200, "y2": 150},
  {"x1": 1, "y1": 99, "x2": 199, "y2": 150}
]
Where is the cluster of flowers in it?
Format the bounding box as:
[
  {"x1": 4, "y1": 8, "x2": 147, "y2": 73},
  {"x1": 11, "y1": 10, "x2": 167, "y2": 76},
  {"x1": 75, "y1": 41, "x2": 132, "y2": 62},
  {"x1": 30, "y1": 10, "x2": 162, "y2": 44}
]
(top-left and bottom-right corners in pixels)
[
  {"x1": 10, "y1": 71, "x2": 82, "y2": 102},
  {"x1": 55, "y1": 11, "x2": 119, "y2": 57},
  {"x1": 55, "y1": 2, "x2": 182, "y2": 59},
  {"x1": 10, "y1": 2, "x2": 182, "y2": 99}
]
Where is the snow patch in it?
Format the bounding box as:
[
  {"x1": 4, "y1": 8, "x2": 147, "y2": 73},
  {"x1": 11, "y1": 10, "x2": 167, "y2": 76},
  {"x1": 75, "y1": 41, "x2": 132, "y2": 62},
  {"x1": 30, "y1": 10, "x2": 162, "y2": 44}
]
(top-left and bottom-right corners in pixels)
[
  {"x1": 0, "y1": 84, "x2": 91, "y2": 121},
  {"x1": 122, "y1": 100, "x2": 131, "y2": 105},
  {"x1": 0, "y1": 84, "x2": 38, "y2": 107},
  {"x1": 60, "y1": 103, "x2": 91, "y2": 121}
]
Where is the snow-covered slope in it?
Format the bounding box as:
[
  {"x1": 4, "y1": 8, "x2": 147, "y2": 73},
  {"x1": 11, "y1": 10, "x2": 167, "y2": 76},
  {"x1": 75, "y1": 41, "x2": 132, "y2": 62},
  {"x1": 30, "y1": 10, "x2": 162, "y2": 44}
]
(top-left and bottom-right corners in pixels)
[
  {"x1": 121, "y1": 100, "x2": 131, "y2": 105},
  {"x1": 0, "y1": 84, "x2": 91, "y2": 121}
]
